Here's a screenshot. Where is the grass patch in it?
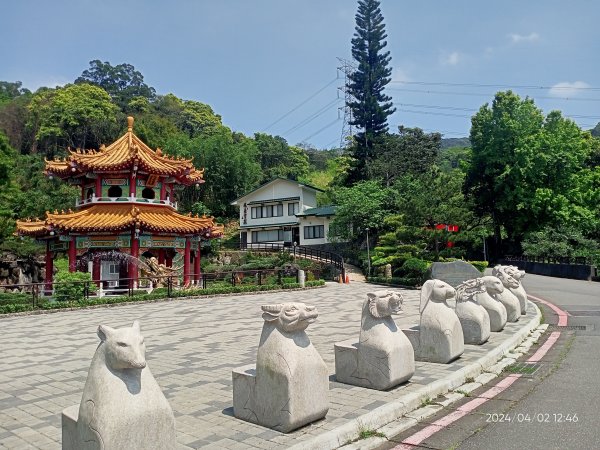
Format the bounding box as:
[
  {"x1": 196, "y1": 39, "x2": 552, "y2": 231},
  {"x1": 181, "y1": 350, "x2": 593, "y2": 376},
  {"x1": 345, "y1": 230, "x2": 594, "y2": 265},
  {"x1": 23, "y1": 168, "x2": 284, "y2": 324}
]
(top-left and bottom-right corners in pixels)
[
  {"x1": 357, "y1": 429, "x2": 386, "y2": 440},
  {"x1": 465, "y1": 376, "x2": 475, "y2": 383},
  {"x1": 455, "y1": 389, "x2": 471, "y2": 397},
  {"x1": 420, "y1": 396, "x2": 433, "y2": 407}
]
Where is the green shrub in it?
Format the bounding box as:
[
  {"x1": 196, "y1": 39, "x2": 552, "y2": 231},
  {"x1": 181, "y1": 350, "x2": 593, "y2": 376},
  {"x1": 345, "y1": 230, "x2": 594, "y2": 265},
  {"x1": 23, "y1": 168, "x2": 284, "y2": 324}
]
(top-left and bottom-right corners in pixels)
[
  {"x1": 469, "y1": 260, "x2": 488, "y2": 273},
  {"x1": 53, "y1": 271, "x2": 97, "y2": 302},
  {"x1": 0, "y1": 292, "x2": 30, "y2": 305},
  {"x1": 399, "y1": 258, "x2": 430, "y2": 280},
  {"x1": 367, "y1": 276, "x2": 421, "y2": 287}
]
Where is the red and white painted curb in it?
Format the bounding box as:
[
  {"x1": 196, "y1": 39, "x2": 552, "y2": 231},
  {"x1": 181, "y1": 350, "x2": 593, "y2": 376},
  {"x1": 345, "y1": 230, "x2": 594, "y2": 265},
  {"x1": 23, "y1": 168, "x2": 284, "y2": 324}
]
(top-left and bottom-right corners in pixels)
[
  {"x1": 527, "y1": 294, "x2": 569, "y2": 326},
  {"x1": 391, "y1": 325, "x2": 563, "y2": 449}
]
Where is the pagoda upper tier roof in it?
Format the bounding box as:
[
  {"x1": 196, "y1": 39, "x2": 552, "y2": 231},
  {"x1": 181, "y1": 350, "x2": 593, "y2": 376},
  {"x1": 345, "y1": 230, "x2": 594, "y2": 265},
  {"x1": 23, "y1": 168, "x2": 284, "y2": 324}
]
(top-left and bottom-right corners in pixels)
[
  {"x1": 45, "y1": 117, "x2": 204, "y2": 185},
  {"x1": 16, "y1": 204, "x2": 223, "y2": 237}
]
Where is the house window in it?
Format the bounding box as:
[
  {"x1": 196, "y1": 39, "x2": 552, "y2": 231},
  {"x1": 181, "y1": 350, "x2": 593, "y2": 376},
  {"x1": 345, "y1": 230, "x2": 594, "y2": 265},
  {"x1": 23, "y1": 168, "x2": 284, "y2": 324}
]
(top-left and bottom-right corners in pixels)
[
  {"x1": 251, "y1": 229, "x2": 284, "y2": 242},
  {"x1": 304, "y1": 225, "x2": 324, "y2": 240},
  {"x1": 288, "y1": 202, "x2": 299, "y2": 215},
  {"x1": 251, "y1": 204, "x2": 283, "y2": 218}
]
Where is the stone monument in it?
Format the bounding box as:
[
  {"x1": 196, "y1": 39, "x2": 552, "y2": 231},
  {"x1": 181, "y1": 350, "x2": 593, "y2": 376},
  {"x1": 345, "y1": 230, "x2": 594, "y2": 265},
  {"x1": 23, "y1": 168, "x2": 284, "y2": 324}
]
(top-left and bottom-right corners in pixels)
[
  {"x1": 475, "y1": 276, "x2": 508, "y2": 332},
  {"x1": 426, "y1": 260, "x2": 483, "y2": 288},
  {"x1": 232, "y1": 302, "x2": 329, "y2": 433},
  {"x1": 505, "y1": 265, "x2": 528, "y2": 315},
  {"x1": 334, "y1": 290, "x2": 415, "y2": 390},
  {"x1": 492, "y1": 265, "x2": 521, "y2": 322},
  {"x1": 455, "y1": 279, "x2": 491, "y2": 344},
  {"x1": 62, "y1": 321, "x2": 176, "y2": 450},
  {"x1": 403, "y1": 279, "x2": 464, "y2": 363}
]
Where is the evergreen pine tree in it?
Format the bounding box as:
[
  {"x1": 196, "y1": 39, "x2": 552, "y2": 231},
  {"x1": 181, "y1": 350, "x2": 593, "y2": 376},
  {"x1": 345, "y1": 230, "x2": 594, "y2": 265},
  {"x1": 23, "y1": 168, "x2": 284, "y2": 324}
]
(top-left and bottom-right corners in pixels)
[{"x1": 347, "y1": 0, "x2": 395, "y2": 182}]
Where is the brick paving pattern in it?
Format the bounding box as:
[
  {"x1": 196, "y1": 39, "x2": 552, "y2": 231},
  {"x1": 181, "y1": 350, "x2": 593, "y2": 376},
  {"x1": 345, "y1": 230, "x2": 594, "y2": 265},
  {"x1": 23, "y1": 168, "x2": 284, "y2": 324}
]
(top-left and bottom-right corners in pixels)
[{"x1": 0, "y1": 283, "x2": 536, "y2": 449}]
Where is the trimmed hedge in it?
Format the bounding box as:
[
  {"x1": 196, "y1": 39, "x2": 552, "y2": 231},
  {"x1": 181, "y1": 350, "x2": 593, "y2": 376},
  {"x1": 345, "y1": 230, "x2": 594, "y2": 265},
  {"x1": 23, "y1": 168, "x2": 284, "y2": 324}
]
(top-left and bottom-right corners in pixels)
[
  {"x1": 0, "y1": 280, "x2": 326, "y2": 314},
  {"x1": 367, "y1": 276, "x2": 421, "y2": 287}
]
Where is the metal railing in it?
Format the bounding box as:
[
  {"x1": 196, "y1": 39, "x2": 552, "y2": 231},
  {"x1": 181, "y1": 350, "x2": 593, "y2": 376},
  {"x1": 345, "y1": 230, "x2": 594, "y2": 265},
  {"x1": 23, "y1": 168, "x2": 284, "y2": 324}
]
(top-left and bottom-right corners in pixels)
[
  {"x1": 0, "y1": 268, "x2": 321, "y2": 311},
  {"x1": 75, "y1": 196, "x2": 178, "y2": 209},
  {"x1": 504, "y1": 255, "x2": 593, "y2": 265},
  {"x1": 240, "y1": 242, "x2": 345, "y2": 273}
]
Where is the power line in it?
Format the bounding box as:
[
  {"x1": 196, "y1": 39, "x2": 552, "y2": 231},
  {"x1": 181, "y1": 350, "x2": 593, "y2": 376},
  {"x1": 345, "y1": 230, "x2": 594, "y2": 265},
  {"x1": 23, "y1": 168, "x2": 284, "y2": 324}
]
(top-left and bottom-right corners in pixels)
[
  {"x1": 390, "y1": 80, "x2": 600, "y2": 91},
  {"x1": 282, "y1": 98, "x2": 342, "y2": 136},
  {"x1": 301, "y1": 118, "x2": 341, "y2": 142},
  {"x1": 388, "y1": 87, "x2": 600, "y2": 102},
  {"x1": 262, "y1": 77, "x2": 338, "y2": 132}
]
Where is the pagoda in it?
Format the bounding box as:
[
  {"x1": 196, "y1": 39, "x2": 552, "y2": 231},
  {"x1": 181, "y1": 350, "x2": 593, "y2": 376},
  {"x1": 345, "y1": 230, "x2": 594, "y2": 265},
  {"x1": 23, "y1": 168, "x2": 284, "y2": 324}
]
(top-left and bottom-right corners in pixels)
[{"x1": 16, "y1": 117, "x2": 223, "y2": 291}]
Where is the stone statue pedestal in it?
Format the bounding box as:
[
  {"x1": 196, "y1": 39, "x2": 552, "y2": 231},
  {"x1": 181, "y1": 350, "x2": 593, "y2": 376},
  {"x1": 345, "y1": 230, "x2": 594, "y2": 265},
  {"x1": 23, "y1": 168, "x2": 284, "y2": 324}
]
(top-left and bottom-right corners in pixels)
[
  {"x1": 232, "y1": 303, "x2": 329, "y2": 433},
  {"x1": 334, "y1": 291, "x2": 414, "y2": 390}
]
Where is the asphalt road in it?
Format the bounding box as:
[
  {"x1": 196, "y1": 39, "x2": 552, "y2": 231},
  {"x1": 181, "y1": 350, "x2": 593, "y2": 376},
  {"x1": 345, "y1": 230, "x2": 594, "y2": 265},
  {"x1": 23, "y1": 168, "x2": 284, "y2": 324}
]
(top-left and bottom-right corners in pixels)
[{"x1": 381, "y1": 273, "x2": 600, "y2": 450}]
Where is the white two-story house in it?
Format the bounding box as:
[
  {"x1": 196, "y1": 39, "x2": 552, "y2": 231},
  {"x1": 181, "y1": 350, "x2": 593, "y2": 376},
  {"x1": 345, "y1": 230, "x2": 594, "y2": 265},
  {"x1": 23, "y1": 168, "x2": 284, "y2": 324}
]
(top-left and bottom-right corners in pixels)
[{"x1": 230, "y1": 178, "x2": 336, "y2": 247}]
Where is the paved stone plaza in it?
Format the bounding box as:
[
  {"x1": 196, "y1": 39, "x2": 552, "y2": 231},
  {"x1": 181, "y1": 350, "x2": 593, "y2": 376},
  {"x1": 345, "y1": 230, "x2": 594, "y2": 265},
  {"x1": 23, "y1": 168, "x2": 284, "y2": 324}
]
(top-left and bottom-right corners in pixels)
[{"x1": 0, "y1": 283, "x2": 537, "y2": 449}]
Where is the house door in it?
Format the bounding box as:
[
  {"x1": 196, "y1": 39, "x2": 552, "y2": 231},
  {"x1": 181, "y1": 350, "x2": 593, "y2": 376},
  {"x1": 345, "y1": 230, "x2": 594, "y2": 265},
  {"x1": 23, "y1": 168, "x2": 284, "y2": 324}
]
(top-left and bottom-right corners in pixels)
[
  {"x1": 240, "y1": 231, "x2": 247, "y2": 249},
  {"x1": 292, "y1": 227, "x2": 300, "y2": 246}
]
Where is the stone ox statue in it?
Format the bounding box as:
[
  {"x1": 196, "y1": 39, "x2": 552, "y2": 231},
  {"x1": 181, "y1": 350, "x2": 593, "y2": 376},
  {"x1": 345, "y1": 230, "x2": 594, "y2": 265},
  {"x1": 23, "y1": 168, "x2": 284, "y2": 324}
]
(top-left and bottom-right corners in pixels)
[
  {"x1": 404, "y1": 279, "x2": 464, "y2": 363},
  {"x1": 62, "y1": 321, "x2": 176, "y2": 450},
  {"x1": 492, "y1": 265, "x2": 522, "y2": 322},
  {"x1": 455, "y1": 279, "x2": 491, "y2": 345},
  {"x1": 232, "y1": 302, "x2": 329, "y2": 433},
  {"x1": 335, "y1": 290, "x2": 415, "y2": 390}
]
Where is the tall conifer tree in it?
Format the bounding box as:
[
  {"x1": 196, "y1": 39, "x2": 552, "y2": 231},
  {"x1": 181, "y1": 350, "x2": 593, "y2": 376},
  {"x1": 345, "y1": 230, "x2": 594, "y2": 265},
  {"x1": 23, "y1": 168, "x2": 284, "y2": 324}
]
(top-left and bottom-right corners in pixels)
[{"x1": 347, "y1": 0, "x2": 395, "y2": 182}]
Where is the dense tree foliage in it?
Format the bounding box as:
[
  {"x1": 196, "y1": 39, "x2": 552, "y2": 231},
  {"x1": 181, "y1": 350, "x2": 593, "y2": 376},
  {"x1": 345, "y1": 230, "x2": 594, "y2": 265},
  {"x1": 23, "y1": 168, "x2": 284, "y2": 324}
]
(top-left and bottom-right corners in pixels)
[
  {"x1": 75, "y1": 60, "x2": 156, "y2": 109},
  {"x1": 347, "y1": 0, "x2": 395, "y2": 182},
  {"x1": 465, "y1": 91, "x2": 599, "y2": 256}
]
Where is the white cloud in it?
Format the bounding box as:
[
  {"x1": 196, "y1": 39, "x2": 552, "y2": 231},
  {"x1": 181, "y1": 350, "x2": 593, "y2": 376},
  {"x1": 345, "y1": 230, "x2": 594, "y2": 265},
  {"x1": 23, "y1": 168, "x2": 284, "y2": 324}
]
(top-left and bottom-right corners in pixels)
[
  {"x1": 392, "y1": 67, "x2": 411, "y2": 82},
  {"x1": 548, "y1": 81, "x2": 590, "y2": 97},
  {"x1": 440, "y1": 51, "x2": 461, "y2": 66},
  {"x1": 508, "y1": 32, "x2": 540, "y2": 44}
]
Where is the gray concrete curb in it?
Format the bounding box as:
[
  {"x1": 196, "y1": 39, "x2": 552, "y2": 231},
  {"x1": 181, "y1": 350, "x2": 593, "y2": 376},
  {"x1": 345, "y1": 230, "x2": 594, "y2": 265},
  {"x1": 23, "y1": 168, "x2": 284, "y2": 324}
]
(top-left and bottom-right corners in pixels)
[{"x1": 288, "y1": 301, "x2": 542, "y2": 450}]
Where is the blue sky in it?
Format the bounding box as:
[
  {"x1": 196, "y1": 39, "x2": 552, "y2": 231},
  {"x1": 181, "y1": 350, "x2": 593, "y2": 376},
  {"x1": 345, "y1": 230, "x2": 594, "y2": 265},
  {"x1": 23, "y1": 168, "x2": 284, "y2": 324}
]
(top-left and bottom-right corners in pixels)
[{"x1": 2, "y1": 0, "x2": 599, "y2": 148}]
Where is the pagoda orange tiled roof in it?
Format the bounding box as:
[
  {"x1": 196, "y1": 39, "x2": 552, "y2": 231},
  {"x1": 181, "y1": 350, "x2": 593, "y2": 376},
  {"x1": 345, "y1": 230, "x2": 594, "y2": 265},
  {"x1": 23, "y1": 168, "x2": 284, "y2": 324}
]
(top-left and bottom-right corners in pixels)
[
  {"x1": 16, "y1": 204, "x2": 224, "y2": 237},
  {"x1": 45, "y1": 117, "x2": 204, "y2": 185}
]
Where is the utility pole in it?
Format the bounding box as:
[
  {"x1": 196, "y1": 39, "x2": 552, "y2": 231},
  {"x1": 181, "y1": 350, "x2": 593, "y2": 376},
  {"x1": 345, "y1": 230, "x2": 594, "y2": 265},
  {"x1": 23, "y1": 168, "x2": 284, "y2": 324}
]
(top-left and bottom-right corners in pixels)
[{"x1": 337, "y1": 57, "x2": 357, "y2": 149}]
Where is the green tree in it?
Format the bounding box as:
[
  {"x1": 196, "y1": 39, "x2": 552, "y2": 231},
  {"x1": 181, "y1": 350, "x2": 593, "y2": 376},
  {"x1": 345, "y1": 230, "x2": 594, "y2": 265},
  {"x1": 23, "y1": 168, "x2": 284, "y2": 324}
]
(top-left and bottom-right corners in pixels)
[
  {"x1": 254, "y1": 133, "x2": 309, "y2": 182},
  {"x1": 465, "y1": 91, "x2": 597, "y2": 255},
  {"x1": 328, "y1": 180, "x2": 395, "y2": 242},
  {"x1": 75, "y1": 60, "x2": 156, "y2": 110},
  {"x1": 27, "y1": 84, "x2": 119, "y2": 155},
  {"x1": 347, "y1": 0, "x2": 395, "y2": 181},
  {"x1": 367, "y1": 126, "x2": 441, "y2": 185}
]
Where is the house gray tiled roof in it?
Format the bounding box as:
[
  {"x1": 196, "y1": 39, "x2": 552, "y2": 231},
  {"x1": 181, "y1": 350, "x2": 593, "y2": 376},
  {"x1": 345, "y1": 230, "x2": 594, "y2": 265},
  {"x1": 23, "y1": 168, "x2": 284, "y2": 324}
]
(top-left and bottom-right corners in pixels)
[{"x1": 296, "y1": 205, "x2": 336, "y2": 217}]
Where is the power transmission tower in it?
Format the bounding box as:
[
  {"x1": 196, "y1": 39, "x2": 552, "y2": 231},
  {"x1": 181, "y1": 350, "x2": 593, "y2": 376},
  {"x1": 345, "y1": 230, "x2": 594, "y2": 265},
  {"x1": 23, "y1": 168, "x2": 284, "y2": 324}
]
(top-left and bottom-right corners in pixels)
[{"x1": 337, "y1": 57, "x2": 357, "y2": 149}]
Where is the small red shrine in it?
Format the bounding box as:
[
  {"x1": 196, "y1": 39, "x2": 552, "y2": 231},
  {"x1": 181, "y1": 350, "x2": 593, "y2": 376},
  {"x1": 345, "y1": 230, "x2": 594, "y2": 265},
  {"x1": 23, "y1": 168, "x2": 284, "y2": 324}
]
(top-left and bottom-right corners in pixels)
[{"x1": 16, "y1": 117, "x2": 223, "y2": 291}]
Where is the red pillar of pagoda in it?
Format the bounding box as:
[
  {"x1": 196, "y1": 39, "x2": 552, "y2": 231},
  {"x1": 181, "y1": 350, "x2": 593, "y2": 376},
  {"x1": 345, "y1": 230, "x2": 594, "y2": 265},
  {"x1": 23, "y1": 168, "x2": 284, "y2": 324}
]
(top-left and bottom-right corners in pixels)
[
  {"x1": 95, "y1": 176, "x2": 102, "y2": 197},
  {"x1": 130, "y1": 229, "x2": 139, "y2": 288},
  {"x1": 68, "y1": 237, "x2": 77, "y2": 272},
  {"x1": 183, "y1": 237, "x2": 191, "y2": 286},
  {"x1": 45, "y1": 241, "x2": 53, "y2": 291},
  {"x1": 194, "y1": 242, "x2": 201, "y2": 285},
  {"x1": 92, "y1": 255, "x2": 101, "y2": 286}
]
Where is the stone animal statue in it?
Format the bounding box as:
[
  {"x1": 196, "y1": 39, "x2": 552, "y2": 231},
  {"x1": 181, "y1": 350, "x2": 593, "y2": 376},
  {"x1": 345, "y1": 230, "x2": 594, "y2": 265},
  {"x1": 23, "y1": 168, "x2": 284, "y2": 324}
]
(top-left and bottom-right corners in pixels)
[
  {"x1": 504, "y1": 265, "x2": 528, "y2": 314},
  {"x1": 232, "y1": 302, "x2": 329, "y2": 433},
  {"x1": 335, "y1": 291, "x2": 415, "y2": 390},
  {"x1": 474, "y1": 276, "x2": 508, "y2": 332},
  {"x1": 405, "y1": 279, "x2": 464, "y2": 363},
  {"x1": 492, "y1": 265, "x2": 521, "y2": 322},
  {"x1": 62, "y1": 321, "x2": 176, "y2": 450},
  {"x1": 455, "y1": 279, "x2": 491, "y2": 344}
]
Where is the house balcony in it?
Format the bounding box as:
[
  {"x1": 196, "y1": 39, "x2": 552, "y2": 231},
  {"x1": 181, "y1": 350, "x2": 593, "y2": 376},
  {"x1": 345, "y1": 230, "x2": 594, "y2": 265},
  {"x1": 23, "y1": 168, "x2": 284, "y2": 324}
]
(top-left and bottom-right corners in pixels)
[{"x1": 75, "y1": 195, "x2": 178, "y2": 209}]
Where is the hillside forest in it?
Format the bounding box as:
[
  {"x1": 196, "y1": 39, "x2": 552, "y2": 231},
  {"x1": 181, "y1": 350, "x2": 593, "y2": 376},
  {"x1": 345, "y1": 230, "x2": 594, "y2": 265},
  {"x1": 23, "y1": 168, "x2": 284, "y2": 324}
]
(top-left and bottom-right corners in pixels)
[{"x1": 1, "y1": 60, "x2": 599, "y2": 275}]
